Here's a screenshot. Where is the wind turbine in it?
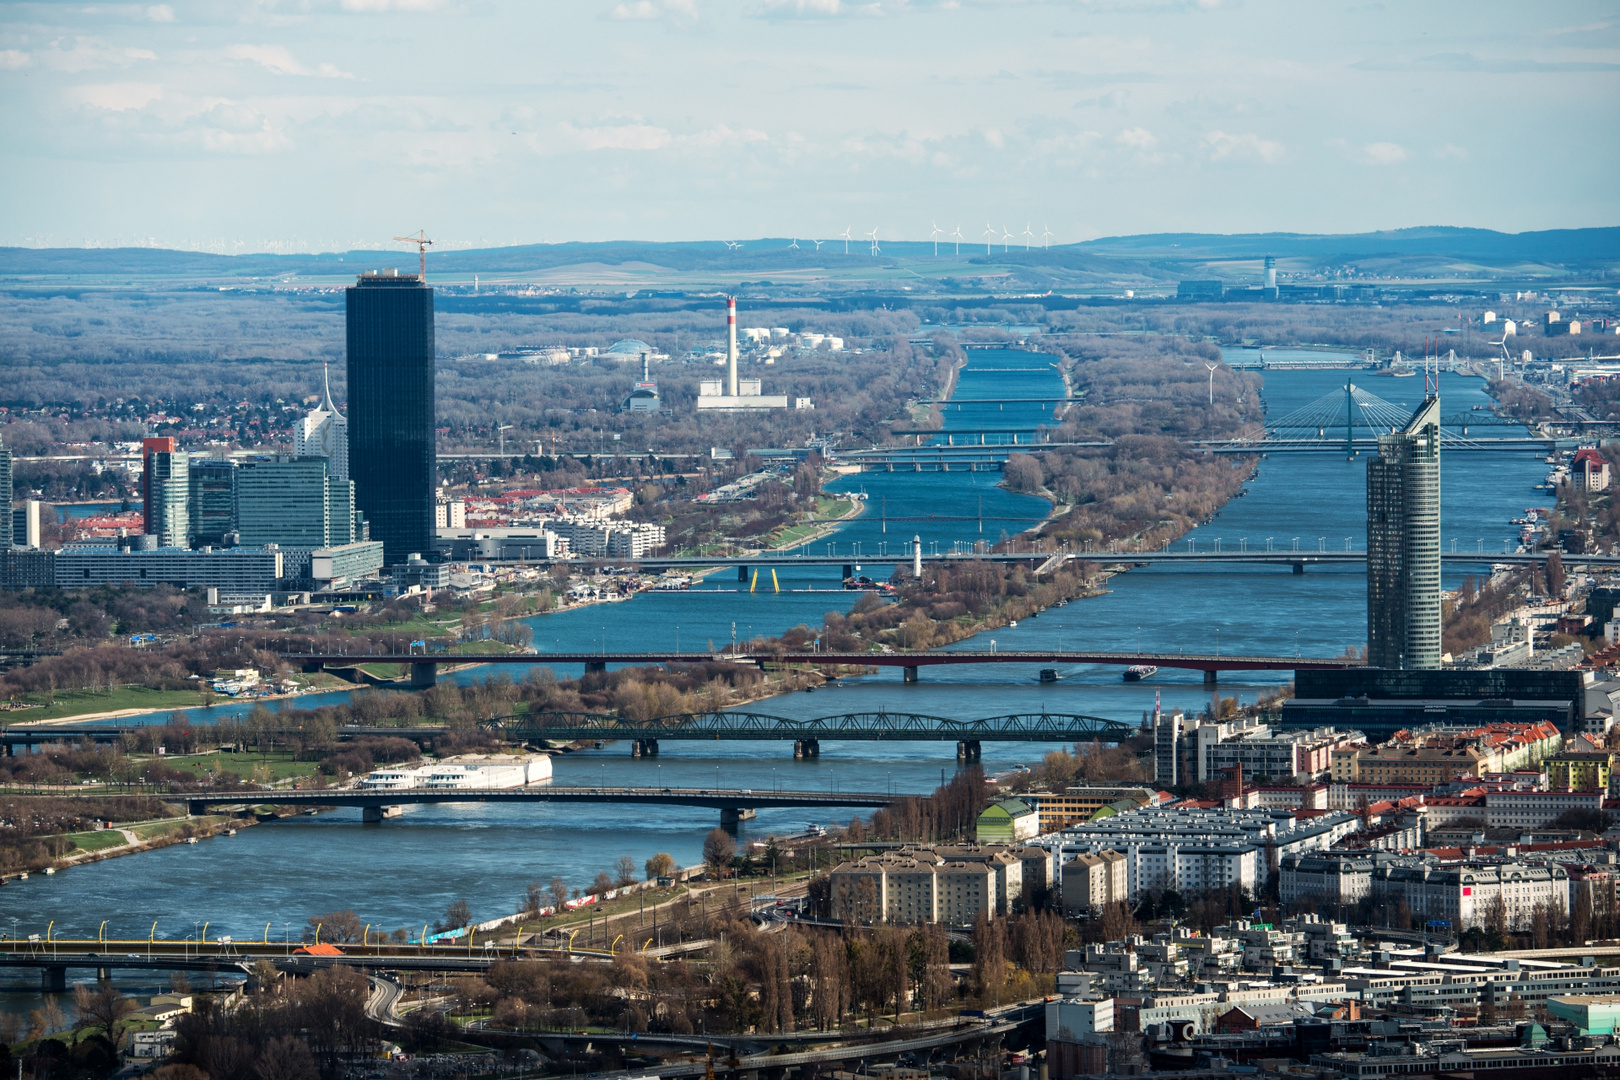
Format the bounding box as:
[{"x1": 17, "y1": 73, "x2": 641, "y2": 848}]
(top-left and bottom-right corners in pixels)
[
  {"x1": 788, "y1": 237, "x2": 800, "y2": 250},
  {"x1": 930, "y1": 221, "x2": 943, "y2": 256},
  {"x1": 866, "y1": 227, "x2": 881, "y2": 255},
  {"x1": 840, "y1": 227, "x2": 852, "y2": 254},
  {"x1": 983, "y1": 222, "x2": 995, "y2": 255},
  {"x1": 1000, "y1": 225, "x2": 1013, "y2": 253},
  {"x1": 812, "y1": 238, "x2": 825, "y2": 251},
  {"x1": 1205, "y1": 363, "x2": 1219, "y2": 404},
  {"x1": 951, "y1": 225, "x2": 963, "y2": 255},
  {"x1": 1040, "y1": 224, "x2": 1054, "y2": 249},
  {"x1": 724, "y1": 240, "x2": 741, "y2": 250},
  {"x1": 1022, "y1": 223, "x2": 1034, "y2": 251}
]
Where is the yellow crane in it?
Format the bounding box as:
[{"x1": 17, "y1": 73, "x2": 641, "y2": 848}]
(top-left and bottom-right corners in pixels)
[{"x1": 393, "y1": 230, "x2": 434, "y2": 280}]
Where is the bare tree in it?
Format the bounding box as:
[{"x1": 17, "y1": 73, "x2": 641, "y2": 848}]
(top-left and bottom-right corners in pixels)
[
  {"x1": 703, "y1": 828, "x2": 736, "y2": 878},
  {"x1": 72, "y1": 981, "x2": 135, "y2": 1048},
  {"x1": 549, "y1": 876, "x2": 570, "y2": 909},
  {"x1": 615, "y1": 855, "x2": 638, "y2": 888}
]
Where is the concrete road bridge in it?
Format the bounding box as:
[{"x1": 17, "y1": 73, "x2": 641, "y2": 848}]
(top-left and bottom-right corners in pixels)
[
  {"x1": 274, "y1": 648, "x2": 1356, "y2": 690},
  {"x1": 606, "y1": 549, "x2": 1593, "y2": 573},
  {"x1": 178, "y1": 784, "x2": 901, "y2": 826},
  {"x1": 0, "y1": 939, "x2": 628, "y2": 988}
]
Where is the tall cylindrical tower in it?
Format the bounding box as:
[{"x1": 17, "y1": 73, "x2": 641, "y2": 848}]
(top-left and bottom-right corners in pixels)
[{"x1": 726, "y1": 296, "x2": 738, "y2": 397}]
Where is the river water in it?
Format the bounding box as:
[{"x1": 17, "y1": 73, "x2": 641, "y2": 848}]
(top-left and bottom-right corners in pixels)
[{"x1": 0, "y1": 348, "x2": 1548, "y2": 954}]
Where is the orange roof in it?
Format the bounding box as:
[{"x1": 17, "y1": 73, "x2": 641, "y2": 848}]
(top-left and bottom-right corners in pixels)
[{"x1": 293, "y1": 943, "x2": 344, "y2": 956}]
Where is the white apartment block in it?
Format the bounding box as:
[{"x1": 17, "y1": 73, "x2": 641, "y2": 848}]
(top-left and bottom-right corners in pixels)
[
  {"x1": 1039, "y1": 805, "x2": 1362, "y2": 899},
  {"x1": 1483, "y1": 790, "x2": 1604, "y2": 830},
  {"x1": 1375, "y1": 861, "x2": 1571, "y2": 931},
  {"x1": 1062, "y1": 850, "x2": 1128, "y2": 915},
  {"x1": 828, "y1": 844, "x2": 1029, "y2": 926}
]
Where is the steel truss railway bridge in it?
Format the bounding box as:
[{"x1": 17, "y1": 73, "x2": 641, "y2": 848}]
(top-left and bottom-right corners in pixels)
[{"x1": 5, "y1": 709, "x2": 1140, "y2": 758}]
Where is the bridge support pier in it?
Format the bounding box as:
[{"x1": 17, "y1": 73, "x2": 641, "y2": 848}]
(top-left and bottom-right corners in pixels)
[
  {"x1": 1292, "y1": 562, "x2": 1305, "y2": 575},
  {"x1": 97, "y1": 967, "x2": 111, "y2": 982},
  {"x1": 956, "y1": 739, "x2": 981, "y2": 763},
  {"x1": 41, "y1": 966, "x2": 65, "y2": 993},
  {"x1": 720, "y1": 806, "x2": 756, "y2": 831},
  {"x1": 584, "y1": 661, "x2": 607, "y2": 675},
  {"x1": 632, "y1": 738, "x2": 659, "y2": 758},
  {"x1": 362, "y1": 805, "x2": 403, "y2": 823},
  {"x1": 738, "y1": 565, "x2": 749, "y2": 582},
  {"x1": 1204, "y1": 669, "x2": 1219, "y2": 688},
  {"x1": 903, "y1": 665, "x2": 919, "y2": 684},
  {"x1": 842, "y1": 564, "x2": 854, "y2": 580},
  {"x1": 409, "y1": 662, "x2": 438, "y2": 689},
  {"x1": 793, "y1": 738, "x2": 820, "y2": 759}
]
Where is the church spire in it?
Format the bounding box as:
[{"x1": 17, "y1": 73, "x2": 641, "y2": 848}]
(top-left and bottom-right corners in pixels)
[{"x1": 321, "y1": 360, "x2": 340, "y2": 415}]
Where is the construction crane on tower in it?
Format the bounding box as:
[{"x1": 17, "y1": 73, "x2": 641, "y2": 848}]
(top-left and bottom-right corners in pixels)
[{"x1": 393, "y1": 230, "x2": 434, "y2": 280}]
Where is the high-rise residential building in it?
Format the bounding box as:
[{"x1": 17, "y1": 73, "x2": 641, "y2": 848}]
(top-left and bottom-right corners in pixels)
[
  {"x1": 1367, "y1": 395, "x2": 1442, "y2": 669},
  {"x1": 144, "y1": 443, "x2": 191, "y2": 548},
  {"x1": 187, "y1": 459, "x2": 238, "y2": 548},
  {"x1": 0, "y1": 433, "x2": 12, "y2": 551},
  {"x1": 347, "y1": 269, "x2": 435, "y2": 563},
  {"x1": 294, "y1": 361, "x2": 349, "y2": 482}
]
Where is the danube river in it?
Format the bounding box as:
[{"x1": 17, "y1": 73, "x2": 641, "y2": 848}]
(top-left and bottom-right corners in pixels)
[{"x1": 0, "y1": 349, "x2": 1547, "y2": 950}]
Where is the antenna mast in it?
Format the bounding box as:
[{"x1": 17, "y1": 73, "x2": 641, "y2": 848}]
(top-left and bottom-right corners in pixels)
[{"x1": 393, "y1": 230, "x2": 434, "y2": 280}]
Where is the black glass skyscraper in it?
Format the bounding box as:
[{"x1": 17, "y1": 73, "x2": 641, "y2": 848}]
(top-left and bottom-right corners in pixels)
[{"x1": 346, "y1": 270, "x2": 435, "y2": 563}]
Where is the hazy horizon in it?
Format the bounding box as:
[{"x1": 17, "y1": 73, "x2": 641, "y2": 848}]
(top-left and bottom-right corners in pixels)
[{"x1": 1, "y1": 1, "x2": 1616, "y2": 254}]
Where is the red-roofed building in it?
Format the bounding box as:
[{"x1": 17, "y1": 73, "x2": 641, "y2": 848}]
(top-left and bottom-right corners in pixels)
[
  {"x1": 1575, "y1": 447, "x2": 1611, "y2": 492},
  {"x1": 292, "y1": 943, "x2": 344, "y2": 956}
]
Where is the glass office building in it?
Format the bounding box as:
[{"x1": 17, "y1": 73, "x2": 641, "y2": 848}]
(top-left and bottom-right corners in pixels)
[
  {"x1": 145, "y1": 448, "x2": 191, "y2": 549},
  {"x1": 346, "y1": 270, "x2": 435, "y2": 563},
  {"x1": 188, "y1": 459, "x2": 238, "y2": 548},
  {"x1": 1366, "y1": 395, "x2": 1442, "y2": 669}
]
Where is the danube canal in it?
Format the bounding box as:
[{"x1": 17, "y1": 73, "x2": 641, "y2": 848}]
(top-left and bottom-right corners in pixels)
[{"x1": 0, "y1": 349, "x2": 1548, "y2": 948}]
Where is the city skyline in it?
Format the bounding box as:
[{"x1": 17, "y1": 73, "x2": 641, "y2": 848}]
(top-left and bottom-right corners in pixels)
[{"x1": 0, "y1": 2, "x2": 1615, "y2": 252}]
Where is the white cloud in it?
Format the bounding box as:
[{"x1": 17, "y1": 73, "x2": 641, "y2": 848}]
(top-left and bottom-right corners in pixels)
[
  {"x1": 1203, "y1": 130, "x2": 1283, "y2": 163},
  {"x1": 224, "y1": 45, "x2": 354, "y2": 78},
  {"x1": 73, "y1": 83, "x2": 164, "y2": 111},
  {"x1": 1115, "y1": 127, "x2": 1156, "y2": 149},
  {"x1": 562, "y1": 121, "x2": 673, "y2": 150},
  {"x1": 0, "y1": 50, "x2": 31, "y2": 70},
  {"x1": 145, "y1": 5, "x2": 176, "y2": 22},
  {"x1": 759, "y1": 0, "x2": 844, "y2": 16},
  {"x1": 983, "y1": 128, "x2": 1004, "y2": 149},
  {"x1": 611, "y1": 2, "x2": 661, "y2": 18},
  {"x1": 1361, "y1": 140, "x2": 1407, "y2": 164},
  {"x1": 39, "y1": 38, "x2": 156, "y2": 72},
  {"x1": 1434, "y1": 143, "x2": 1468, "y2": 160},
  {"x1": 340, "y1": 0, "x2": 450, "y2": 10}
]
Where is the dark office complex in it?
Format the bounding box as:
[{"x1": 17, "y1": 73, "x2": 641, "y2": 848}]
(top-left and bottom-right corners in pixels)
[
  {"x1": 187, "y1": 459, "x2": 238, "y2": 548},
  {"x1": 1366, "y1": 395, "x2": 1442, "y2": 669},
  {"x1": 346, "y1": 270, "x2": 436, "y2": 563}
]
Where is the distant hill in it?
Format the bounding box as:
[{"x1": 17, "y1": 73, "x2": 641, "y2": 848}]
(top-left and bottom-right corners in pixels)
[
  {"x1": 1077, "y1": 226, "x2": 1620, "y2": 267},
  {"x1": 0, "y1": 225, "x2": 1613, "y2": 282}
]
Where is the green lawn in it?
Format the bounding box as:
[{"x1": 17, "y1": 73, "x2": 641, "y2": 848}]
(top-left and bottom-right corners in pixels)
[
  {"x1": 65, "y1": 829, "x2": 129, "y2": 853},
  {"x1": 145, "y1": 748, "x2": 321, "y2": 784},
  {"x1": 2, "y1": 685, "x2": 206, "y2": 723}
]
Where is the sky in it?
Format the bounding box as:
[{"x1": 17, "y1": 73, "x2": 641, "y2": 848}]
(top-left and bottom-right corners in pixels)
[{"x1": 0, "y1": 0, "x2": 1616, "y2": 253}]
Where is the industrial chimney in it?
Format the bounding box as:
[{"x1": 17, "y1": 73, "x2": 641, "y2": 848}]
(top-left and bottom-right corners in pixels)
[
  {"x1": 1264, "y1": 255, "x2": 1277, "y2": 289},
  {"x1": 726, "y1": 296, "x2": 739, "y2": 397}
]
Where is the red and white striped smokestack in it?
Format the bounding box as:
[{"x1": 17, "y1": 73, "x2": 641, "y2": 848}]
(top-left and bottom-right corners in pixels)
[{"x1": 726, "y1": 295, "x2": 738, "y2": 397}]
